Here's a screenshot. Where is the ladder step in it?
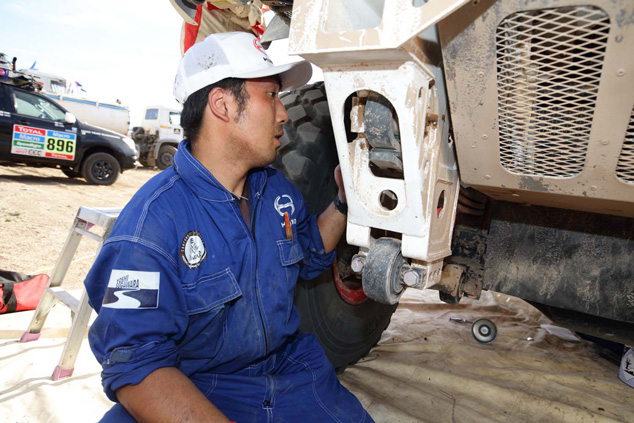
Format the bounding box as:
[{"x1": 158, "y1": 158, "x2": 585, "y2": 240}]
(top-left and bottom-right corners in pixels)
[
  {"x1": 48, "y1": 287, "x2": 79, "y2": 313},
  {"x1": 74, "y1": 227, "x2": 103, "y2": 242}
]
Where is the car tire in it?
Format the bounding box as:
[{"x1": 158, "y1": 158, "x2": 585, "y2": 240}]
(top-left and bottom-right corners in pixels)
[
  {"x1": 157, "y1": 145, "x2": 177, "y2": 170},
  {"x1": 82, "y1": 152, "x2": 120, "y2": 185},
  {"x1": 275, "y1": 82, "x2": 398, "y2": 372}
]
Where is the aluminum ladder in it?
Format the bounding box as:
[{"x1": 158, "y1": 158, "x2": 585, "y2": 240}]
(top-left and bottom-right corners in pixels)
[{"x1": 19, "y1": 206, "x2": 121, "y2": 380}]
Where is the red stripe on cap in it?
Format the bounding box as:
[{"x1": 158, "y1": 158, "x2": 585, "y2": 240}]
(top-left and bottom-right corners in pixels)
[{"x1": 183, "y1": 5, "x2": 203, "y2": 54}]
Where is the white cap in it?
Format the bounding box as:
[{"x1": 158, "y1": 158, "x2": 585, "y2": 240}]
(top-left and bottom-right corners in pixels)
[{"x1": 173, "y1": 31, "x2": 312, "y2": 103}]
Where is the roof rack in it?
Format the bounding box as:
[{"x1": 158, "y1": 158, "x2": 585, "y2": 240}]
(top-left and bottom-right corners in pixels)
[{"x1": 0, "y1": 70, "x2": 41, "y2": 92}]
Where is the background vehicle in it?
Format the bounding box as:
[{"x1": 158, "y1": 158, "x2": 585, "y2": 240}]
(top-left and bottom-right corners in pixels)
[
  {"x1": 20, "y1": 68, "x2": 131, "y2": 137},
  {"x1": 0, "y1": 78, "x2": 137, "y2": 185},
  {"x1": 132, "y1": 105, "x2": 182, "y2": 169},
  {"x1": 175, "y1": 0, "x2": 634, "y2": 372}
]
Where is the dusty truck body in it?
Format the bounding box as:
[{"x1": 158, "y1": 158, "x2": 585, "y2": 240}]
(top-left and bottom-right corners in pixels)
[
  {"x1": 177, "y1": 0, "x2": 634, "y2": 370},
  {"x1": 132, "y1": 105, "x2": 183, "y2": 169}
]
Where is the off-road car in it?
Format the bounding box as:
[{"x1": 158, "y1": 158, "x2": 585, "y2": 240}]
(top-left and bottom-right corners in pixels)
[{"x1": 0, "y1": 79, "x2": 137, "y2": 185}]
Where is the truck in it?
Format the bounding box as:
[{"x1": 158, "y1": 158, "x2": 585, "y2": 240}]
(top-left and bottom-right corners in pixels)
[
  {"x1": 132, "y1": 105, "x2": 183, "y2": 169},
  {"x1": 174, "y1": 0, "x2": 634, "y2": 372},
  {"x1": 19, "y1": 67, "x2": 131, "y2": 136}
]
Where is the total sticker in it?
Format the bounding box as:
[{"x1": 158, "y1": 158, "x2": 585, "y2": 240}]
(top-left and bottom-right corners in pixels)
[{"x1": 11, "y1": 125, "x2": 77, "y2": 161}]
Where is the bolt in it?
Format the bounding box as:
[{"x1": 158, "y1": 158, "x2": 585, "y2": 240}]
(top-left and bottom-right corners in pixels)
[
  {"x1": 485, "y1": 174, "x2": 491, "y2": 179},
  {"x1": 601, "y1": 139, "x2": 609, "y2": 145},
  {"x1": 617, "y1": 69, "x2": 626, "y2": 77},
  {"x1": 403, "y1": 268, "x2": 425, "y2": 287},
  {"x1": 591, "y1": 185, "x2": 597, "y2": 191},
  {"x1": 351, "y1": 255, "x2": 366, "y2": 273},
  {"x1": 482, "y1": 134, "x2": 488, "y2": 140}
]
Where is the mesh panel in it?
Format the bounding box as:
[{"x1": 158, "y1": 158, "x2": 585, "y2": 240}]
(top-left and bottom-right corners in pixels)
[
  {"x1": 496, "y1": 6, "x2": 610, "y2": 178},
  {"x1": 616, "y1": 110, "x2": 634, "y2": 183}
]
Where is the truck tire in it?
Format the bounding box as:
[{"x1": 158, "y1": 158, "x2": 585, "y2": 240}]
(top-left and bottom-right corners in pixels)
[
  {"x1": 82, "y1": 152, "x2": 120, "y2": 185},
  {"x1": 157, "y1": 145, "x2": 177, "y2": 170},
  {"x1": 275, "y1": 82, "x2": 398, "y2": 372}
]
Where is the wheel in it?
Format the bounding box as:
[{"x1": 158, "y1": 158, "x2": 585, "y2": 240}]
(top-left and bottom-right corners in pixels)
[
  {"x1": 275, "y1": 82, "x2": 398, "y2": 372},
  {"x1": 471, "y1": 318, "x2": 497, "y2": 344},
  {"x1": 81, "y1": 152, "x2": 120, "y2": 185},
  {"x1": 61, "y1": 167, "x2": 80, "y2": 179},
  {"x1": 156, "y1": 145, "x2": 177, "y2": 170}
]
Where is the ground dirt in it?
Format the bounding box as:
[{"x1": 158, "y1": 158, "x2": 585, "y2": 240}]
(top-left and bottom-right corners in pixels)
[{"x1": 0, "y1": 164, "x2": 159, "y2": 290}]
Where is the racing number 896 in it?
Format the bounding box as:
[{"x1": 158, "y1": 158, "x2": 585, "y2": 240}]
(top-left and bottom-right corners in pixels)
[{"x1": 47, "y1": 138, "x2": 74, "y2": 153}]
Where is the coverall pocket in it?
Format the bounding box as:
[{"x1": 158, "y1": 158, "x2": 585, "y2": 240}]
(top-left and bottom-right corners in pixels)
[
  {"x1": 182, "y1": 267, "x2": 242, "y2": 315},
  {"x1": 181, "y1": 268, "x2": 242, "y2": 359},
  {"x1": 276, "y1": 238, "x2": 304, "y2": 321}
]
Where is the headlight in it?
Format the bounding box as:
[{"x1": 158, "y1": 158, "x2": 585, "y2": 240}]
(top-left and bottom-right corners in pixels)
[{"x1": 121, "y1": 136, "x2": 136, "y2": 151}]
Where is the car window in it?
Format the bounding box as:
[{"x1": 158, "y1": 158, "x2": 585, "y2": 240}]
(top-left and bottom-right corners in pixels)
[
  {"x1": 145, "y1": 108, "x2": 159, "y2": 120},
  {"x1": 14, "y1": 90, "x2": 66, "y2": 122},
  {"x1": 169, "y1": 112, "x2": 181, "y2": 126}
]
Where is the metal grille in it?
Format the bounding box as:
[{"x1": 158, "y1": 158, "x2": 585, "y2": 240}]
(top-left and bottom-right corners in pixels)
[
  {"x1": 616, "y1": 110, "x2": 634, "y2": 183},
  {"x1": 496, "y1": 6, "x2": 610, "y2": 178}
]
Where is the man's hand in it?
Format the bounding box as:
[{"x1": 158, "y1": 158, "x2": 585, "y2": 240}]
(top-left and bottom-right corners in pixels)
[
  {"x1": 317, "y1": 165, "x2": 348, "y2": 253},
  {"x1": 117, "y1": 367, "x2": 231, "y2": 423}
]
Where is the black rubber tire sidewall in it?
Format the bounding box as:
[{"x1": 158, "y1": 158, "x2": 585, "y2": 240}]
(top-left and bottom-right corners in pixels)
[
  {"x1": 157, "y1": 145, "x2": 177, "y2": 170},
  {"x1": 81, "y1": 152, "x2": 120, "y2": 185},
  {"x1": 276, "y1": 82, "x2": 397, "y2": 372}
]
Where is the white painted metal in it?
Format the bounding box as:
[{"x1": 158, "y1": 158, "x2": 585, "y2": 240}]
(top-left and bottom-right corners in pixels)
[
  {"x1": 289, "y1": 0, "x2": 471, "y2": 62},
  {"x1": 289, "y1": 0, "x2": 464, "y2": 283}
]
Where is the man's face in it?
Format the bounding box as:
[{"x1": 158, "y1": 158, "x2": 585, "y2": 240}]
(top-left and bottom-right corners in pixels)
[{"x1": 228, "y1": 76, "x2": 288, "y2": 168}]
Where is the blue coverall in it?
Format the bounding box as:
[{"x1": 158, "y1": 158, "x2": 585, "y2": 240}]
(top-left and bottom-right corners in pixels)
[{"x1": 84, "y1": 140, "x2": 373, "y2": 423}]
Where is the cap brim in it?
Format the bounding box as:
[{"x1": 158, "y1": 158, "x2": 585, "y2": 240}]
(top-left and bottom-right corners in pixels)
[{"x1": 234, "y1": 60, "x2": 312, "y2": 92}]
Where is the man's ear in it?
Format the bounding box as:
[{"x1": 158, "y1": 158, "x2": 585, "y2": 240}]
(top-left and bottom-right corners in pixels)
[{"x1": 208, "y1": 87, "x2": 231, "y2": 123}]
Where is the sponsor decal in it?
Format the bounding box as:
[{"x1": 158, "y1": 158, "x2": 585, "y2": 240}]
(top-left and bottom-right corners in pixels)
[
  {"x1": 253, "y1": 39, "x2": 273, "y2": 64},
  {"x1": 180, "y1": 230, "x2": 207, "y2": 269},
  {"x1": 11, "y1": 124, "x2": 76, "y2": 160},
  {"x1": 102, "y1": 270, "x2": 160, "y2": 309}
]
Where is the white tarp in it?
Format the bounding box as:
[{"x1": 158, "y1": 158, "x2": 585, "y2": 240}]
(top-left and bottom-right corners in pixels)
[{"x1": 1, "y1": 289, "x2": 633, "y2": 422}]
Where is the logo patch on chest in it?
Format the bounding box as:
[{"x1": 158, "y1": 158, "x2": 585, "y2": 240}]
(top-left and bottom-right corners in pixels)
[
  {"x1": 274, "y1": 194, "x2": 295, "y2": 216},
  {"x1": 180, "y1": 230, "x2": 207, "y2": 269}
]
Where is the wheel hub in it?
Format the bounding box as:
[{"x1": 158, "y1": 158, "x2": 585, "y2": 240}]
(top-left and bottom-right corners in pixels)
[{"x1": 93, "y1": 161, "x2": 113, "y2": 180}]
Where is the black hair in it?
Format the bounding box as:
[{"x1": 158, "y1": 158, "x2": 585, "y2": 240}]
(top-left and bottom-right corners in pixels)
[{"x1": 180, "y1": 78, "x2": 249, "y2": 145}]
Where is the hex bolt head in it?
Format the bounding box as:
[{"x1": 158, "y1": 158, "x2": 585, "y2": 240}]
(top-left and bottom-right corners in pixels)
[
  {"x1": 351, "y1": 255, "x2": 366, "y2": 273},
  {"x1": 403, "y1": 268, "x2": 424, "y2": 287}
]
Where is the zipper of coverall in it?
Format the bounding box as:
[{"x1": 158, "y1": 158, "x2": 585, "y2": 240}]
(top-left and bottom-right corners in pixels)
[{"x1": 249, "y1": 190, "x2": 269, "y2": 355}]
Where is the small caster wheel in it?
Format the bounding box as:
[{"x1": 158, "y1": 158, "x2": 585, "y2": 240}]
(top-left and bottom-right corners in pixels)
[{"x1": 471, "y1": 318, "x2": 497, "y2": 344}]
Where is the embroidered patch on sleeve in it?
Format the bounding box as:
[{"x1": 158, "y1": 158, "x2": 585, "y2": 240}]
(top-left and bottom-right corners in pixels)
[{"x1": 102, "y1": 270, "x2": 160, "y2": 309}]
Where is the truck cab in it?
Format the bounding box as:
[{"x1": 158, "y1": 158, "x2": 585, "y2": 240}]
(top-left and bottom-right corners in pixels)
[{"x1": 132, "y1": 105, "x2": 183, "y2": 169}]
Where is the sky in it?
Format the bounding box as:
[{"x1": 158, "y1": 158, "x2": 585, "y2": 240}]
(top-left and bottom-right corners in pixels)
[{"x1": 0, "y1": 0, "x2": 184, "y2": 127}]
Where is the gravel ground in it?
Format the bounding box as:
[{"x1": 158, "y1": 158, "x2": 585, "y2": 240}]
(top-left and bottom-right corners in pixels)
[{"x1": 0, "y1": 164, "x2": 159, "y2": 290}]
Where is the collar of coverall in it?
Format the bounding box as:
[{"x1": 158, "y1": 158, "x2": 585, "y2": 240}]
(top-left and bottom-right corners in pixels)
[{"x1": 173, "y1": 139, "x2": 268, "y2": 202}]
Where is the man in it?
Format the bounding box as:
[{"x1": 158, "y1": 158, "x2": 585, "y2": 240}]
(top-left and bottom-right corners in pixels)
[{"x1": 84, "y1": 31, "x2": 374, "y2": 423}]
